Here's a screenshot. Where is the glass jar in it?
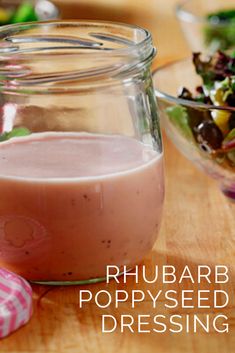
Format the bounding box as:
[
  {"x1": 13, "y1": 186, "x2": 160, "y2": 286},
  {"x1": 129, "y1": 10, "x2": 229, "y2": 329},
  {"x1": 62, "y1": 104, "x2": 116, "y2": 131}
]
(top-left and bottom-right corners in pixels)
[{"x1": 0, "y1": 21, "x2": 164, "y2": 284}]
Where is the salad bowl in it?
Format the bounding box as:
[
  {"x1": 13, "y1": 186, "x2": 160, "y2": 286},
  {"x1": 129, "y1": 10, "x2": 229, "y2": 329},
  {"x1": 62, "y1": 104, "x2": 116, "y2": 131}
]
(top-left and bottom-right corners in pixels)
[
  {"x1": 176, "y1": 0, "x2": 235, "y2": 53},
  {"x1": 154, "y1": 51, "x2": 235, "y2": 200}
]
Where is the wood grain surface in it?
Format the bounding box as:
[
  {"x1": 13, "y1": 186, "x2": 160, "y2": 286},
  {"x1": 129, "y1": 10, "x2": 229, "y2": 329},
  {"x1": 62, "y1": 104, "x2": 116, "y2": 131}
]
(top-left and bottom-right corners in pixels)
[{"x1": 0, "y1": 1, "x2": 234, "y2": 352}]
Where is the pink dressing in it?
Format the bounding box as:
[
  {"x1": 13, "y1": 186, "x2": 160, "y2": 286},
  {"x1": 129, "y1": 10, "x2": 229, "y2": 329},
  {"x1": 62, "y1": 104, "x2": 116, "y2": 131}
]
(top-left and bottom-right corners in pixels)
[{"x1": 0, "y1": 133, "x2": 164, "y2": 282}]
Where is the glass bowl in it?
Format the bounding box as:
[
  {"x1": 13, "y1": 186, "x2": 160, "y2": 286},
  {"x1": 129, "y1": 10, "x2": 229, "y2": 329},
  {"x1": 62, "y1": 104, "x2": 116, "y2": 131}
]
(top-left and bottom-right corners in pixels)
[
  {"x1": 153, "y1": 58, "x2": 235, "y2": 201},
  {"x1": 176, "y1": 0, "x2": 235, "y2": 53}
]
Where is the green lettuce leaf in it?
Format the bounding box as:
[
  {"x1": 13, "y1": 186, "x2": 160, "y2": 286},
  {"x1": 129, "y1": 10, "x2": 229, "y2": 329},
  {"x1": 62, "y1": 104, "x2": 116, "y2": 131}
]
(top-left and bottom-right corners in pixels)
[
  {"x1": 0, "y1": 127, "x2": 31, "y2": 142},
  {"x1": 166, "y1": 105, "x2": 194, "y2": 140}
]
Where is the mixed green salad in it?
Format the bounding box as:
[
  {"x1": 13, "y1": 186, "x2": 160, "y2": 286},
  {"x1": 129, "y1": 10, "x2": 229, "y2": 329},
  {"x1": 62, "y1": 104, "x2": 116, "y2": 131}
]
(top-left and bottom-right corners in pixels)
[
  {"x1": 167, "y1": 50, "x2": 235, "y2": 169},
  {"x1": 204, "y1": 9, "x2": 235, "y2": 52},
  {"x1": 0, "y1": 2, "x2": 38, "y2": 25},
  {"x1": 0, "y1": 1, "x2": 58, "y2": 25}
]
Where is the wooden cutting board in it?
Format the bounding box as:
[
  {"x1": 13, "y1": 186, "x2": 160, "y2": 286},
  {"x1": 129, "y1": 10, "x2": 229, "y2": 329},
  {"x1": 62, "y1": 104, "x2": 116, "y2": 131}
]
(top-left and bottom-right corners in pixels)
[{"x1": 0, "y1": 1, "x2": 234, "y2": 352}]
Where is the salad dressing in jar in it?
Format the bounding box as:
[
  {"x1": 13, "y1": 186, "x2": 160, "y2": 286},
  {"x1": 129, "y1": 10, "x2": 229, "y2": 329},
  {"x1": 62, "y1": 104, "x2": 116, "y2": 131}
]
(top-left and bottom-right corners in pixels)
[{"x1": 0, "y1": 21, "x2": 164, "y2": 284}]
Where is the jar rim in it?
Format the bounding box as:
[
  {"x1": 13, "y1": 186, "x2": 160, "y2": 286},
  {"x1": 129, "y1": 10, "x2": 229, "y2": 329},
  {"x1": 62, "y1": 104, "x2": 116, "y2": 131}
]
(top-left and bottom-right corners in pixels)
[{"x1": 0, "y1": 20, "x2": 155, "y2": 94}]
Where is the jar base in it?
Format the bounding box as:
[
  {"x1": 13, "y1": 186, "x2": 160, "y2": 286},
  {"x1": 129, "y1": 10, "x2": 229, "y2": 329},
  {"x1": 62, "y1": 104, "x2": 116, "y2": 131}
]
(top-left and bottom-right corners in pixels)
[
  {"x1": 29, "y1": 267, "x2": 135, "y2": 285},
  {"x1": 30, "y1": 276, "x2": 107, "y2": 286}
]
